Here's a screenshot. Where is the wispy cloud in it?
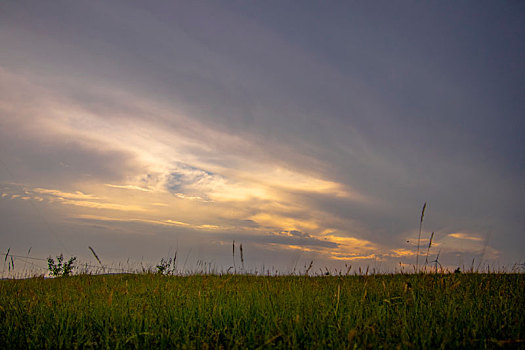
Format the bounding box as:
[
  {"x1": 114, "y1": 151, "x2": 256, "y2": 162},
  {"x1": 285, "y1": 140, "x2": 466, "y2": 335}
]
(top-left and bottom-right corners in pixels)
[
  {"x1": 105, "y1": 184, "x2": 153, "y2": 192},
  {"x1": 448, "y1": 233, "x2": 484, "y2": 241}
]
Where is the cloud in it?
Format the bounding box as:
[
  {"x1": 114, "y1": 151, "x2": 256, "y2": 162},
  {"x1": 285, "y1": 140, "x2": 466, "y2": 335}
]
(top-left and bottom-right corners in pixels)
[
  {"x1": 33, "y1": 188, "x2": 99, "y2": 200},
  {"x1": 448, "y1": 233, "x2": 484, "y2": 241},
  {"x1": 1, "y1": 185, "x2": 147, "y2": 212},
  {"x1": 281, "y1": 230, "x2": 311, "y2": 238},
  {"x1": 0, "y1": 1, "x2": 523, "y2": 271},
  {"x1": 105, "y1": 184, "x2": 153, "y2": 192},
  {"x1": 263, "y1": 232, "x2": 339, "y2": 249}
]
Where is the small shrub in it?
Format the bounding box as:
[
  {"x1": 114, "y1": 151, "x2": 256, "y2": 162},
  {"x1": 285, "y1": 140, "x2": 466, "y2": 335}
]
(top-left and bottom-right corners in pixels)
[
  {"x1": 156, "y1": 257, "x2": 176, "y2": 275},
  {"x1": 47, "y1": 254, "x2": 76, "y2": 277}
]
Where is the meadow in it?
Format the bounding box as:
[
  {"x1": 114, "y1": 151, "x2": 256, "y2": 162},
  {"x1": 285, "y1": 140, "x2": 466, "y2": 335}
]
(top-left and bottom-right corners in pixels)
[{"x1": 0, "y1": 272, "x2": 523, "y2": 349}]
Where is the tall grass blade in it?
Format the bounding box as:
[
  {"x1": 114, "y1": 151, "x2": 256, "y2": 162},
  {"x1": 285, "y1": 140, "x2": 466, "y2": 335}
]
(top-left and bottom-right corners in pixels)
[
  {"x1": 232, "y1": 240, "x2": 236, "y2": 274},
  {"x1": 239, "y1": 244, "x2": 244, "y2": 272},
  {"x1": 4, "y1": 247, "x2": 10, "y2": 263},
  {"x1": 425, "y1": 232, "x2": 434, "y2": 265},
  {"x1": 88, "y1": 246, "x2": 105, "y2": 273},
  {"x1": 305, "y1": 260, "x2": 314, "y2": 275},
  {"x1": 416, "y1": 202, "x2": 427, "y2": 272}
]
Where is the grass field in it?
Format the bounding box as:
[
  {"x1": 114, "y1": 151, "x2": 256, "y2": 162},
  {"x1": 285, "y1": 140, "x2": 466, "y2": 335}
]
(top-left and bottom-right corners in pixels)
[{"x1": 0, "y1": 273, "x2": 523, "y2": 349}]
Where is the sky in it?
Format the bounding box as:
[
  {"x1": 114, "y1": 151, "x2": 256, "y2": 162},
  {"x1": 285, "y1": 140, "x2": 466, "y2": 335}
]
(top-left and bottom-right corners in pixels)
[{"x1": 1, "y1": 1, "x2": 524, "y2": 275}]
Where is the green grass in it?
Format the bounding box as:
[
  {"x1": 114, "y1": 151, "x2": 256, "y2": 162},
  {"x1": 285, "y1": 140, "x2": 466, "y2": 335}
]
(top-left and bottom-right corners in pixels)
[{"x1": 1, "y1": 273, "x2": 523, "y2": 349}]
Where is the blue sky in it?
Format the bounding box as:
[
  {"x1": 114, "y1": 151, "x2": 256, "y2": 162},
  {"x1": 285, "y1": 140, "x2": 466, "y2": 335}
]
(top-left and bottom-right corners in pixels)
[{"x1": 0, "y1": 1, "x2": 523, "y2": 274}]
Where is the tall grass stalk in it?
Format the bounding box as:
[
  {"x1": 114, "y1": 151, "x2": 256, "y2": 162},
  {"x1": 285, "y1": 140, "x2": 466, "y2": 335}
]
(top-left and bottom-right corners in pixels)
[
  {"x1": 416, "y1": 202, "x2": 427, "y2": 272},
  {"x1": 232, "y1": 240, "x2": 236, "y2": 273},
  {"x1": 240, "y1": 244, "x2": 244, "y2": 272},
  {"x1": 88, "y1": 246, "x2": 104, "y2": 273},
  {"x1": 424, "y1": 232, "x2": 434, "y2": 267}
]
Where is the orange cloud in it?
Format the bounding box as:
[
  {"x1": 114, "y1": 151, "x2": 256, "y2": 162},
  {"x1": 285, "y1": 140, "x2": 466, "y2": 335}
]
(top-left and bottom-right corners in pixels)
[{"x1": 448, "y1": 232, "x2": 484, "y2": 241}]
